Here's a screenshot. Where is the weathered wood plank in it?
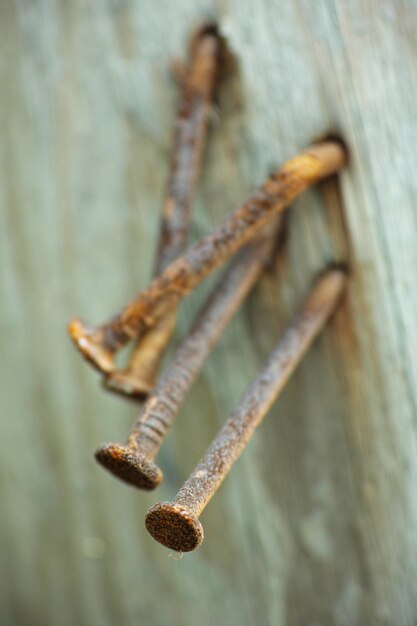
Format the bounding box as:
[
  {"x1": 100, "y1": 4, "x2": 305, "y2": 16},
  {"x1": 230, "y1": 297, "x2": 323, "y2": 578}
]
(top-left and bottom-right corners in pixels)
[{"x1": 1, "y1": 1, "x2": 417, "y2": 624}]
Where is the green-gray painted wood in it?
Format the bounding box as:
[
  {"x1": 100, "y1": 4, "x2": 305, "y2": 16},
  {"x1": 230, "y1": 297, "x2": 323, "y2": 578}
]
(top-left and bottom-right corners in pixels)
[{"x1": 1, "y1": 1, "x2": 416, "y2": 624}]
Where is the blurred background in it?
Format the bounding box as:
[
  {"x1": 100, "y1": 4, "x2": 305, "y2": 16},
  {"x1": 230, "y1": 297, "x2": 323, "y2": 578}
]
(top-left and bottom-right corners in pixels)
[{"x1": 1, "y1": 1, "x2": 417, "y2": 624}]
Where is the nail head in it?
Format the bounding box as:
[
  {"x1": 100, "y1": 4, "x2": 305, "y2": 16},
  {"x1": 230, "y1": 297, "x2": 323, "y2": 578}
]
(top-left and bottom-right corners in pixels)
[
  {"x1": 104, "y1": 370, "x2": 153, "y2": 399},
  {"x1": 145, "y1": 502, "x2": 204, "y2": 552},
  {"x1": 68, "y1": 318, "x2": 115, "y2": 373},
  {"x1": 95, "y1": 444, "x2": 163, "y2": 490}
]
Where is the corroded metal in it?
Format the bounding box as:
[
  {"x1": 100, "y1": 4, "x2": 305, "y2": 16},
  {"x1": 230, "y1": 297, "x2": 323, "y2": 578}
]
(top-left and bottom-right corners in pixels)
[
  {"x1": 145, "y1": 267, "x2": 347, "y2": 551},
  {"x1": 95, "y1": 221, "x2": 283, "y2": 490},
  {"x1": 68, "y1": 141, "x2": 346, "y2": 373},
  {"x1": 105, "y1": 25, "x2": 227, "y2": 397}
]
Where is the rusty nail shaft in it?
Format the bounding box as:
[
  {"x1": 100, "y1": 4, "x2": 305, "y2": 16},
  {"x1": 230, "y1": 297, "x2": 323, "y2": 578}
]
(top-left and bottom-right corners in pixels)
[
  {"x1": 105, "y1": 25, "x2": 226, "y2": 397},
  {"x1": 68, "y1": 141, "x2": 346, "y2": 373},
  {"x1": 145, "y1": 267, "x2": 347, "y2": 551},
  {"x1": 95, "y1": 221, "x2": 283, "y2": 490}
]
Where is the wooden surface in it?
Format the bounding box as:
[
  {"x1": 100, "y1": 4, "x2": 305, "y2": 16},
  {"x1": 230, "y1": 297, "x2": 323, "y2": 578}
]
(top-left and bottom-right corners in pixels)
[{"x1": 1, "y1": 1, "x2": 417, "y2": 624}]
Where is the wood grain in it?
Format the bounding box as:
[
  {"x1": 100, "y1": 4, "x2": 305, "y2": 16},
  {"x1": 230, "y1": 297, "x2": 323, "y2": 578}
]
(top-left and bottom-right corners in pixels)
[{"x1": 1, "y1": 1, "x2": 417, "y2": 624}]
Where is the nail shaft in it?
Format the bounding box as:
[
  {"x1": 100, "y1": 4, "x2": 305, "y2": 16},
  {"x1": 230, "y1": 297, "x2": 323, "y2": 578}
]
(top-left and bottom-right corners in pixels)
[
  {"x1": 105, "y1": 26, "x2": 226, "y2": 395},
  {"x1": 95, "y1": 221, "x2": 283, "y2": 490},
  {"x1": 69, "y1": 141, "x2": 346, "y2": 373},
  {"x1": 145, "y1": 267, "x2": 347, "y2": 551}
]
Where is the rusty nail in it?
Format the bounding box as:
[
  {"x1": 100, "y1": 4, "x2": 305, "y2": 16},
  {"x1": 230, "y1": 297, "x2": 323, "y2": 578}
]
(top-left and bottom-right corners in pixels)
[
  {"x1": 145, "y1": 267, "x2": 347, "y2": 551},
  {"x1": 105, "y1": 315, "x2": 177, "y2": 397},
  {"x1": 68, "y1": 140, "x2": 346, "y2": 373},
  {"x1": 95, "y1": 221, "x2": 283, "y2": 489},
  {"x1": 105, "y1": 25, "x2": 227, "y2": 397}
]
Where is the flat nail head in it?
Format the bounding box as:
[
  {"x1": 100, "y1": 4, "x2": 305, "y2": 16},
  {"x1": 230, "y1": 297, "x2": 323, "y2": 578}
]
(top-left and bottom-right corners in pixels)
[
  {"x1": 104, "y1": 370, "x2": 154, "y2": 398},
  {"x1": 145, "y1": 502, "x2": 204, "y2": 552},
  {"x1": 144, "y1": 267, "x2": 347, "y2": 551},
  {"x1": 68, "y1": 318, "x2": 114, "y2": 373},
  {"x1": 95, "y1": 444, "x2": 163, "y2": 490}
]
